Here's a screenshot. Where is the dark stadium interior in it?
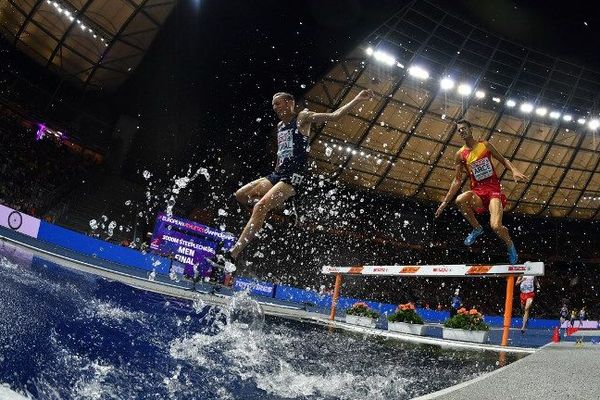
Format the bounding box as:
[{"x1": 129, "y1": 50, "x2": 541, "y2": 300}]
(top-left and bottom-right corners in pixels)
[{"x1": 1, "y1": 0, "x2": 599, "y2": 320}]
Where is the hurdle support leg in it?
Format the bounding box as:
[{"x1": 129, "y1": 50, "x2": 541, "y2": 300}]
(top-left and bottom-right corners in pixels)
[
  {"x1": 329, "y1": 274, "x2": 342, "y2": 321},
  {"x1": 501, "y1": 275, "x2": 515, "y2": 346}
]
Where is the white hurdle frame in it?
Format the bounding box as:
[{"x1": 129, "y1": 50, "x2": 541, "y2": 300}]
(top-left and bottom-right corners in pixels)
[{"x1": 322, "y1": 261, "x2": 545, "y2": 346}]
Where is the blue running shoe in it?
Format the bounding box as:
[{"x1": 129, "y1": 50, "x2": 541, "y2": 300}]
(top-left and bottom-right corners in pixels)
[
  {"x1": 507, "y1": 243, "x2": 518, "y2": 265},
  {"x1": 464, "y1": 227, "x2": 484, "y2": 246}
]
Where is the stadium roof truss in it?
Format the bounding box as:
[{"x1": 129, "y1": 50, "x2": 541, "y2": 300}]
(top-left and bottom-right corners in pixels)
[
  {"x1": 305, "y1": 0, "x2": 600, "y2": 220},
  {"x1": 0, "y1": 0, "x2": 177, "y2": 90}
]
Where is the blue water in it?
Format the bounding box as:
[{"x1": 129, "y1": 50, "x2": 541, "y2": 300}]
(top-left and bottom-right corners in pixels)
[{"x1": 0, "y1": 241, "x2": 525, "y2": 399}]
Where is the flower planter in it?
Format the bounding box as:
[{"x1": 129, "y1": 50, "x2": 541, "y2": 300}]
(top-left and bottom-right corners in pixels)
[
  {"x1": 442, "y1": 327, "x2": 489, "y2": 343},
  {"x1": 345, "y1": 315, "x2": 377, "y2": 328},
  {"x1": 388, "y1": 321, "x2": 428, "y2": 336}
]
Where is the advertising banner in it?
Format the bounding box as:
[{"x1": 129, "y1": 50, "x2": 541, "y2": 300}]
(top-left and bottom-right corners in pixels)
[
  {"x1": 150, "y1": 213, "x2": 235, "y2": 277},
  {"x1": 233, "y1": 277, "x2": 276, "y2": 297},
  {"x1": 38, "y1": 222, "x2": 171, "y2": 274},
  {"x1": 560, "y1": 320, "x2": 598, "y2": 329},
  {"x1": 0, "y1": 204, "x2": 40, "y2": 238}
]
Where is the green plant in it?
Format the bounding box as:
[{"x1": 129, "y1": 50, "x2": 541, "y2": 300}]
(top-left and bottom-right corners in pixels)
[
  {"x1": 346, "y1": 302, "x2": 380, "y2": 319},
  {"x1": 387, "y1": 303, "x2": 423, "y2": 324},
  {"x1": 444, "y1": 308, "x2": 489, "y2": 331}
]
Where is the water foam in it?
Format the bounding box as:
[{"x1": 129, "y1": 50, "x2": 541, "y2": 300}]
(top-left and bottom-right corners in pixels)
[{"x1": 0, "y1": 384, "x2": 32, "y2": 400}]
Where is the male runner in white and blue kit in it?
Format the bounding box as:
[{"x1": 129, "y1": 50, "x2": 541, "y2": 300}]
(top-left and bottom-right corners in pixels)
[{"x1": 209, "y1": 89, "x2": 374, "y2": 271}]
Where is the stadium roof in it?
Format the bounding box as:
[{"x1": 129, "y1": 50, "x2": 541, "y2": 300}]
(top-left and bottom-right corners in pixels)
[
  {"x1": 305, "y1": 0, "x2": 600, "y2": 220},
  {"x1": 0, "y1": 0, "x2": 176, "y2": 90}
]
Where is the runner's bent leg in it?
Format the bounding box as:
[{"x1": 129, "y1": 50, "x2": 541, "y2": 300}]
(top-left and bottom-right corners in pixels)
[
  {"x1": 489, "y1": 198, "x2": 513, "y2": 247},
  {"x1": 230, "y1": 181, "x2": 296, "y2": 259},
  {"x1": 522, "y1": 297, "x2": 533, "y2": 331},
  {"x1": 234, "y1": 178, "x2": 273, "y2": 208},
  {"x1": 456, "y1": 191, "x2": 483, "y2": 229}
]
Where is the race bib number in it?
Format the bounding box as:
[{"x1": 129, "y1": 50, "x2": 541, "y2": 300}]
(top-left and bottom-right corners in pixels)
[
  {"x1": 290, "y1": 173, "x2": 304, "y2": 186},
  {"x1": 471, "y1": 157, "x2": 494, "y2": 181},
  {"x1": 277, "y1": 128, "x2": 294, "y2": 166}
]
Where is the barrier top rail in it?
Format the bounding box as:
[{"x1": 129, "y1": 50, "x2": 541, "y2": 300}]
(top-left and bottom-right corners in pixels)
[{"x1": 322, "y1": 261, "x2": 544, "y2": 277}]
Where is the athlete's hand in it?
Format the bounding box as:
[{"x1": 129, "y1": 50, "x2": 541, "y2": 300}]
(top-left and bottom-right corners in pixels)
[
  {"x1": 435, "y1": 201, "x2": 448, "y2": 218},
  {"x1": 511, "y1": 168, "x2": 528, "y2": 183},
  {"x1": 355, "y1": 89, "x2": 374, "y2": 102}
]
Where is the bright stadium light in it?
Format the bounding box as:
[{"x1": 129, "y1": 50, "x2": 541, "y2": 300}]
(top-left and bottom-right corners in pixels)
[
  {"x1": 588, "y1": 119, "x2": 600, "y2": 130},
  {"x1": 373, "y1": 50, "x2": 396, "y2": 66},
  {"x1": 506, "y1": 99, "x2": 516, "y2": 107},
  {"x1": 549, "y1": 111, "x2": 561, "y2": 119},
  {"x1": 577, "y1": 118, "x2": 586, "y2": 125},
  {"x1": 440, "y1": 77, "x2": 454, "y2": 90},
  {"x1": 365, "y1": 47, "x2": 374, "y2": 56},
  {"x1": 457, "y1": 83, "x2": 472, "y2": 96},
  {"x1": 408, "y1": 66, "x2": 429, "y2": 80},
  {"x1": 520, "y1": 103, "x2": 534, "y2": 113},
  {"x1": 492, "y1": 97, "x2": 501, "y2": 103},
  {"x1": 535, "y1": 107, "x2": 547, "y2": 116},
  {"x1": 563, "y1": 115, "x2": 572, "y2": 122},
  {"x1": 475, "y1": 90, "x2": 485, "y2": 99}
]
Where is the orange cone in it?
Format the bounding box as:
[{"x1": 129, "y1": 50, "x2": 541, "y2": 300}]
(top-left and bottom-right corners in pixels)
[{"x1": 552, "y1": 327, "x2": 560, "y2": 343}]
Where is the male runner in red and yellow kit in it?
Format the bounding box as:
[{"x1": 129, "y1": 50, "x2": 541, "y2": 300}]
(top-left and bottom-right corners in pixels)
[{"x1": 435, "y1": 120, "x2": 528, "y2": 264}]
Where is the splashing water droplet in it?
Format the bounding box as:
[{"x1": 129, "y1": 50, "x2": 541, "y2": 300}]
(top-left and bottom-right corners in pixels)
[
  {"x1": 228, "y1": 292, "x2": 265, "y2": 331},
  {"x1": 148, "y1": 269, "x2": 156, "y2": 281}
]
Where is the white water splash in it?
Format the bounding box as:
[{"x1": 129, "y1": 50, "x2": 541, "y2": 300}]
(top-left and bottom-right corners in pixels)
[
  {"x1": 168, "y1": 323, "x2": 412, "y2": 400},
  {"x1": 107, "y1": 221, "x2": 117, "y2": 237},
  {"x1": 148, "y1": 269, "x2": 156, "y2": 281},
  {"x1": 0, "y1": 384, "x2": 31, "y2": 400},
  {"x1": 88, "y1": 300, "x2": 146, "y2": 324},
  {"x1": 72, "y1": 362, "x2": 114, "y2": 400}
]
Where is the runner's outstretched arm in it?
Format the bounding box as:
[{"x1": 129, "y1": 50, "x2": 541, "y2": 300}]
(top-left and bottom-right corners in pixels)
[
  {"x1": 300, "y1": 89, "x2": 373, "y2": 126},
  {"x1": 435, "y1": 151, "x2": 464, "y2": 218}
]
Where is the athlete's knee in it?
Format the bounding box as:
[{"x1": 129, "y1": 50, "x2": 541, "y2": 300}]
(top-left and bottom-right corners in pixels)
[
  {"x1": 455, "y1": 192, "x2": 470, "y2": 206},
  {"x1": 234, "y1": 189, "x2": 247, "y2": 205},
  {"x1": 490, "y1": 221, "x2": 503, "y2": 232}
]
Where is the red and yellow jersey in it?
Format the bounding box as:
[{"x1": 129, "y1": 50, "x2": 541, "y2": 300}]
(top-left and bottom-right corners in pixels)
[{"x1": 459, "y1": 141, "x2": 501, "y2": 191}]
